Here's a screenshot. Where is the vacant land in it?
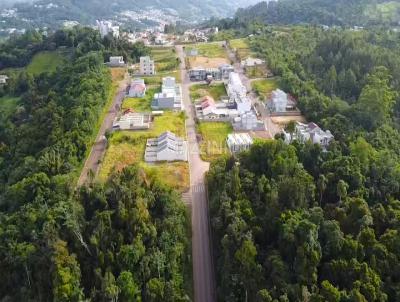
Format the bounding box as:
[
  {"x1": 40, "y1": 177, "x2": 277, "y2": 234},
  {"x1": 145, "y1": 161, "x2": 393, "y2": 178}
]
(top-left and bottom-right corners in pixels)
[
  {"x1": 151, "y1": 47, "x2": 180, "y2": 72},
  {"x1": 187, "y1": 42, "x2": 227, "y2": 58},
  {"x1": 197, "y1": 122, "x2": 232, "y2": 162},
  {"x1": 190, "y1": 83, "x2": 227, "y2": 101},
  {"x1": 252, "y1": 78, "x2": 279, "y2": 98},
  {"x1": 230, "y1": 38, "x2": 252, "y2": 60},
  {"x1": 122, "y1": 87, "x2": 158, "y2": 111},
  {"x1": 143, "y1": 69, "x2": 181, "y2": 85},
  {"x1": 27, "y1": 51, "x2": 67, "y2": 75},
  {"x1": 0, "y1": 96, "x2": 19, "y2": 116},
  {"x1": 187, "y1": 56, "x2": 230, "y2": 69},
  {"x1": 99, "y1": 112, "x2": 189, "y2": 191}
]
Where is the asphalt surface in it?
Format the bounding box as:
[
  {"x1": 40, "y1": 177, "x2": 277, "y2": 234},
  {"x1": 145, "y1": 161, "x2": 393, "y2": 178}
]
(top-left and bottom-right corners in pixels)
[
  {"x1": 77, "y1": 76, "x2": 127, "y2": 187},
  {"x1": 176, "y1": 45, "x2": 217, "y2": 302}
]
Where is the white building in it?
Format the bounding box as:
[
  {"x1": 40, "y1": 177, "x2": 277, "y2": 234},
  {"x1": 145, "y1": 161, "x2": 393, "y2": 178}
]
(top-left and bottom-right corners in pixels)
[
  {"x1": 284, "y1": 122, "x2": 334, "y2": 149},
  {"x1": 227, "y1": 73, "x2": 251, "y2": 113},
  {"x1": 268, "y1": 89, "x2": 297, "y2": 113},
  {"x1": 140, "y1": 56, "x2": 155, "y2": 75},
  {"x1": 96, "y1": 20, "x2": 120, "y2": 38},
  {"x1": 113, "y1": 110, "x2": 151, "y2": 130},
  {"x1": 227, "y1": 133, "x2": 254, "y2": 154},
  {"x1": 152, "y1": 77, "x2": 182, "y2": 110},
  {"x1": 128, "y1": 78, "x2": 146, "y2": 98},
  {"x1": 0, "y1": 75, "x2": 9, "y2": 85},
  {"x1": 108, "y1": 56, "x2": 125, "y2": 67},
  {"x1": 241, "y1": 57, "x2": 265, "y2": 68},
  {"x1": 233, "y1": 111, "x2": 265, "y2": 131},
  {"x1": 145, "y1": 131, "x2": 188, "y2": 162}
]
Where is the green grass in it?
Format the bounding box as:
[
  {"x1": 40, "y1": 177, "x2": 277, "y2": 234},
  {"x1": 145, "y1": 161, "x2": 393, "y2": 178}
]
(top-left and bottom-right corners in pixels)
[
  {"x1": 0, "y1": 96, "x2": 19, "y2": 116},
  {"x1": 187, "y1": 42, "x2": 227, "y2": 58},
  {"x1": 98, "y1": 111, "x2": 189, "y2": 191},
  {"x1": 122, "y1": 87, "x2": 159, "y2": 111},
  {"x1": 143, "y1": 70, "x2": 181, "y2": 85},
  {"x1": 230, "y1": 38, "x2": 254, "y2": 60},
  {"x1": 27, "y1": 51, "x2": 67, "y2": 75},
  {"x1": 189, "y1": 83, "x2": 227, "y2": 101},
  {"x1": 151, "y1": 47, "x2": 180, "y2": 72},
  {"x1": 230, "y1": 38, "x2": 250, "y2": 49},
  {"x1": 197, "y1": 122, "x2": 232, "y2": 162},
  {"x1": 252, "y1": 79, "x2": 279, "y2": 97}
]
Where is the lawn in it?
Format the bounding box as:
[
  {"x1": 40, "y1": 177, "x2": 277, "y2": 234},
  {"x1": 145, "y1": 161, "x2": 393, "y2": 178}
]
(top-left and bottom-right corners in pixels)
[
  {"x1": 27, "y1": 51, "x2": 67, "y2": 75},
  {"x1": 197, "y1": 122, "x2": 232, "y2": 162},
  {"x1": 0, "y1": 96, "x2": 19, "y2": 116},
  {"x1": 187, "y1": 42, "x2": 227, "y2": 58},
  {"x1": 189, "y1": 83, "x2": 227, "y2": 101},
  {"x1": 122, "y1": 87, "x2": 159, "y2": 111},
  {"x1": 98, "y1": 111, "x2": 189, "y2": 192},
  {"x1": 252, "y1": 79, "x2": 279, "y2": 97}
]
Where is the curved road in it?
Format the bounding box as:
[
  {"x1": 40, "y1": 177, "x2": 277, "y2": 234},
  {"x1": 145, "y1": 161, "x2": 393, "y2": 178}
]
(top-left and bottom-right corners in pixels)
[{"x1": 176, "y1": 45, "x2": 217, "y2": 302}]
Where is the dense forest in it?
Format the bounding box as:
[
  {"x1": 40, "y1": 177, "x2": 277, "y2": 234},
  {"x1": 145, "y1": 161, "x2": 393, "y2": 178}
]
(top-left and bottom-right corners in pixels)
[
  {"x1": 210, "y1": 0, "x2": 400, "y2": 29},
  {"x1": 0, "y1": 27, "x2": 190, "y2": 301},
  {"x1": 208, "y1": 26, "x2": 400, "y2": 301}
]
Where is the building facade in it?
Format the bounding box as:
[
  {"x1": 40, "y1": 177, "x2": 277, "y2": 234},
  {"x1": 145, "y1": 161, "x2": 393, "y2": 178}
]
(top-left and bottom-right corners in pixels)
[{"x1": 140, "y1": 56, "x2": 155, "y2": 75}]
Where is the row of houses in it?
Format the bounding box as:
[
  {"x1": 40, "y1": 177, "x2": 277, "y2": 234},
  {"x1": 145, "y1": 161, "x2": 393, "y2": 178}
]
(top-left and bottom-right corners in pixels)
[
  {"x1": 283, "y1": 122, "x2": 334, "y2": 149},
  {"x1": 189, "y1": 64, "x2": 235, "y2": 81},
  {"x1": 145, "y1": 131, "x2": 188, "y2": 162}
]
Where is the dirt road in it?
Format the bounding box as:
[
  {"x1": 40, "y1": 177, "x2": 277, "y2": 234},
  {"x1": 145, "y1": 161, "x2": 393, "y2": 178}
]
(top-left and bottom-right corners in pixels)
[
  {"x1": 176, "y1": 45, "x2": 216, "y2": 302},
  {"x1": 77, "y1": 76, "x2": 127, "y2": 187}
]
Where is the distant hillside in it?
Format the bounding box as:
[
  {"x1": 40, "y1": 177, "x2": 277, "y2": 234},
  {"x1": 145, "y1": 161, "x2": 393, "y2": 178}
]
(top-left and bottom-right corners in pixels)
[{"x1": 234, "y1": 0, "x2": 400, "y2": 26}]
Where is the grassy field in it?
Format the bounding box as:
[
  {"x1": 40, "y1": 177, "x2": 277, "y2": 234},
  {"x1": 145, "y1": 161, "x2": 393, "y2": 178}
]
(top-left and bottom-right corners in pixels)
[
  {"x1": 252, "y1": 79, "x2": 279, "y2": 98},
  {"x1": 189, "y1": 83, "x2": 227, "y2": 101},
  {"x1": 187, "y1": 42, "x2": 227, "y2": 58},
  {"x1": 230, "y1": 38, "x2": 253, "y2": 61},
  {"x1": 151, "y1": 47, "x2": 180, "y2": 72},
  {"x1": 27, "y1": 51, "x2": 67, "y2": 75},
  {"x1": 99, "y1": 111, "x2": 189, "y2": 192},
  {"x1": 143, "y1": 69, "x2": 181, "y2": 85},
  {"x1": 122, "y1": 87, "x2": 159, "y2": 111},
  {"x1": 197, "y1": 122, "x2": 232, "y2": 162},
  {"x1": 0, "y1": 96, "x2": 19, "y2": 116}
]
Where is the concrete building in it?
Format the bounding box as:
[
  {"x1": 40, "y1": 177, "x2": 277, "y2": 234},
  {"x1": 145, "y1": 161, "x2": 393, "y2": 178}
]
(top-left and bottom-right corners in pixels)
[
  {"x1": 227, "y1": 72, "x2": 251, "y2": 113},
  {"x1": 241, "y1": 57, "x2": 265, "y2": 69},
  {"x1": 219, "y1": 64, "x2": 235, "y2": 79},
  {"x1": 96, "y1": 20, "x2": 120, "y2": 38},
  {"x1": 145, "y1": 131, "x2": 188, "y2": 162},
  {"x1": 227, "y1": 133, "x2": 254, "y2": 153},
  {"x1": 195, "y1": 96, "x2": 239, "y2": 121},
  {"x1": 284, "y1": 122, "x2": 334, "y2": 149},
  {"x1": 112, "y1": 110, "x2": 151, "y2": 130},
  {"x1": 233, "y1": 111, "x2": 265, "y2": 131},
  {"x1": 107, "y1": 56, "x2": 125, "y2": 67},
  {"x1": 140, "y1": 56, "x2": 155, "y2": 75},
  {"x1": 128, "y1": 78, "x2": 146, "y2": 98},
  {"x1": 267, "y1": 89, "x2": 297, "y2": 113},
  {"x1": 152, "y1": 77, "x2": 183, "y2": 110},
  {"x1": 189, "y1": 64, "x2": 234, "y2": 82}
]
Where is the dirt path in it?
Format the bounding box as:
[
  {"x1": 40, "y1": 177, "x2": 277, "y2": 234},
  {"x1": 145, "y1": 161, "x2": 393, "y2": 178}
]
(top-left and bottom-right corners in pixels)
[
  {"x1": 77, "y1": 74, "x2": 128, "y2": 187},
  {"x1": 176, "y1": 45, "x2": 217, "y2": 302}
]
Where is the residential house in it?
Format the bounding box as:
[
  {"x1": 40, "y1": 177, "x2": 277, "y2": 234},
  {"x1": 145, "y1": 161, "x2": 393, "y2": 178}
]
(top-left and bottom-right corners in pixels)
[
  {"x1": 195, "y1": 96, "x2": 239, "y2": 121},
  {"x1": 241, "y1": 57, "x2": 265, "y2": 69},
  {"x1": 128, "y1": 78, "x2": 146, "y2": 98},
  {"x1": 232, "y1": 111, "x2": 265, "y2": 131},
  {"x1": 152, "y1": 77, "x2": 183, "y2": 110},
  {"x1": 108, "y1": 56, "x2": 125, "y2": 67},
  {"x1": 284, "y1": 122, "x2": 334, "y2": 149},
  {"x1": 0, "y1": 75, "x2": 9, "y2": 85},
  {"x1": 226, "y1": 133, "x2": 254, "y2": 153},
  {"x1": 189, "y1": 64, "x2": 234, "y2": 82},
  {"x1": 219, "y1": 64, "x2": 235, "y2": 79},
  {"x1": 227, "y1": 72, "x2": 251, "y2": 113},
  {"x1": 112, "y1": 110, "x2": 151, "y2": 130},
  {"x1": 267, "y1": 89, "x2": 297, "y2": 113},
  {"x1": 140, "y1": 56, "x2": 155, "y2": 75},
  {"x1": 145, "y1": 131, "x2": 188, "y2": 162},
  {"x1": 97, "y1": 20, "x2": 120, "y2": 38}
]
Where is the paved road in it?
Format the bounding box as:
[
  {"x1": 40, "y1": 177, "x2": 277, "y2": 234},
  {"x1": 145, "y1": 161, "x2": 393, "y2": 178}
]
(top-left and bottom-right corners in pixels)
[
  {"x1": 176, "y1": 45, "x2": 216, "y2": 302},
  {"x1": 77, "y1": 76, "x2": 127, "y2": 187}
]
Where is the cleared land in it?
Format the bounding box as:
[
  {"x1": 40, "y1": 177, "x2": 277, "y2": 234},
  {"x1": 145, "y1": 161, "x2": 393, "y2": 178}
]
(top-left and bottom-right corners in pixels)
[
  {"x1": 187, "y1": 42, "x2": 227, "y2": 58},
  {"x1": 98, "y1": 112, "x2": 189, "y2": 192},
  {"x1": 197, "y1": 122, "x2": 232, "y2": 162},
  {"x1": 230, "y1": 38, "x2": 253, "y2": 60},
  {"x1": 187, "y1": 56, "x2": 229, "y2": 69},
  {"x1": 122, "y1": 87, "x2": 159, "y2": 111},
  {"x1": 27, "y1": 51, "x2": 67, "y2": 75},
  {"x1": 190, "y1": 83, "x2": 227, "y2": 101},
  {"x1": 252, "y1": 78, "x2": 279, "y2": 98},
  {"x1": 271, "y1": 115, "x2": 307, "y2": 125}
]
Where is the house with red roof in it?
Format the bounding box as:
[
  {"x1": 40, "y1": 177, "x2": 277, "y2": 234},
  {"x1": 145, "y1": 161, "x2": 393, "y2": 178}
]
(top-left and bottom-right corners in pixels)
[{"x1": 128, "y1": 78, "x2": 146, "y2": 98}]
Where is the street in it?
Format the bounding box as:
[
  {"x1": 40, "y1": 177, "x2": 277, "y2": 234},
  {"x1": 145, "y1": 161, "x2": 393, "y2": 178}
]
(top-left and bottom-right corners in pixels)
[{"x1": 176, "y1": 45, "x2": 217, "y2": 302}]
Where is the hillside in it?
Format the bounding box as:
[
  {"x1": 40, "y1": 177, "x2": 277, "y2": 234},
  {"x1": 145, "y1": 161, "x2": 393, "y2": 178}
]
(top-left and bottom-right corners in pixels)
[{"x1": 234, "y1": 0, "x2": 400, "y2": 26}]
